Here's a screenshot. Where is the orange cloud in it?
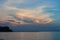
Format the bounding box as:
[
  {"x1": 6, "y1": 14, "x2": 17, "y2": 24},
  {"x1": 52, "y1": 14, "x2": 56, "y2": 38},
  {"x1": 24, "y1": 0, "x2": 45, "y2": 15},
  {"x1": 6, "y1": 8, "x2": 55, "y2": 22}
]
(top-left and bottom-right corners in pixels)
[
  {"x1": 15, "y1": 7, "x2": 53, "y2": 24},
  {"x1": 0, "y1": 16, "x2": 11, "y2": 22},
  {"x1": 9, "y1": 22, "x2": 18, "y2": 26},
  {"x1": 0, "y1": 5, "x2": 53, "y2": 25},
  {"x1": 9, "y1": 21, "x2": 29, "y2": 26}
]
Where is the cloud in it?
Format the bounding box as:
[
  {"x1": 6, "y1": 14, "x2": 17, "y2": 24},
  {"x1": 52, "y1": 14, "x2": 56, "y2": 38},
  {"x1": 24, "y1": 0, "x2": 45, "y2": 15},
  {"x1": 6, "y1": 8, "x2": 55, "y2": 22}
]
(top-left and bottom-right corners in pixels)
[
  {"x1": 3, "y1": 5, "x2": 53, "y2": 25},
  {"x1": 15, "y1": 6, "x2": 53, "y2": 24},
  {"x1": 0, "y1": 5, "x2": 53, "y2": 25},
  {"x1": 4, "y1": 0, "x2": 24, "y2": 6},
  {"x1": 0, "y1": 0, "x2": 54, "y2": 26}
]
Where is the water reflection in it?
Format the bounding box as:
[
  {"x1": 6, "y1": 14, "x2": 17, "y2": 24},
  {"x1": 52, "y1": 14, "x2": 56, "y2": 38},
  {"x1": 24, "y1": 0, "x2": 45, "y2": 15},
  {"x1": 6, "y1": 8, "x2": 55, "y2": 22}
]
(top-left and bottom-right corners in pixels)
[
  {"x1": 53, "y1": 32, "x2": 60, "y2": 40},
  {"x1": 0, "y1": 32, "x2": 53, "y2": 40}
]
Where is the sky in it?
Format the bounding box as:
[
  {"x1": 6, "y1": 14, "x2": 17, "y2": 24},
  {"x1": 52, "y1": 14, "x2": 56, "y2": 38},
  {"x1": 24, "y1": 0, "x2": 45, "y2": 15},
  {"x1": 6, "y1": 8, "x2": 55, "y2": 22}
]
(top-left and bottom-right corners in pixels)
[{"x1": 0, "y1": 0, "x2": 60, "y2": 26}]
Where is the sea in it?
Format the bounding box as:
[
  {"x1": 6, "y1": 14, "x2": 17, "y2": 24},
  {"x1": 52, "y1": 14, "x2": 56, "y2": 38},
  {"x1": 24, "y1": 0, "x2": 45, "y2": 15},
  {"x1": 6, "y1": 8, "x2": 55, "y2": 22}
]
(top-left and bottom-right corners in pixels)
[{"x1": 0, "y1": 32, "x2": 60, "y2": 40}]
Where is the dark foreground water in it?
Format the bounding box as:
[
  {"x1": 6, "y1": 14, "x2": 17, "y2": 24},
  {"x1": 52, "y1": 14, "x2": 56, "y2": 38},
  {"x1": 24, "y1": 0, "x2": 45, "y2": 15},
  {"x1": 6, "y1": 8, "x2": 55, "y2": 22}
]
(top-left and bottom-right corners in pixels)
[{"x1": 0, "y1": 32, "x2": 60, "y2": 40}]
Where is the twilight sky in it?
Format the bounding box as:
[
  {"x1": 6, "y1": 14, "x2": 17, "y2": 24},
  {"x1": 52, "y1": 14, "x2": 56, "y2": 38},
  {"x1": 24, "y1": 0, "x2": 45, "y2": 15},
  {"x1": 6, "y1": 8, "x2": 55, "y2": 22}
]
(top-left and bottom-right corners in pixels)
[{"x1": 0, "y1": 0, "x2": 60, "y2": 26}]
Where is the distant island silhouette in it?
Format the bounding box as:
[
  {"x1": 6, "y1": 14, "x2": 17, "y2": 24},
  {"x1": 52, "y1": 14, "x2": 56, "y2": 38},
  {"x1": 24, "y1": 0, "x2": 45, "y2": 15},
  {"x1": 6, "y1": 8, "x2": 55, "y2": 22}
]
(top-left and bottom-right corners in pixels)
[{"x1": 0, "y1": 26, "x2": 13, "y2": 32}]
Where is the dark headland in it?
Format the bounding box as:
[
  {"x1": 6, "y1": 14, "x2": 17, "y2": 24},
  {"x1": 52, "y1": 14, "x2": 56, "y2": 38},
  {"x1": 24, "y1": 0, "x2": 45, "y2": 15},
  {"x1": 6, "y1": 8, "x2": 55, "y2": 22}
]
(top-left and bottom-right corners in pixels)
[{"x1": 0, "y1": 26, "x2": 13, "y2": 32}]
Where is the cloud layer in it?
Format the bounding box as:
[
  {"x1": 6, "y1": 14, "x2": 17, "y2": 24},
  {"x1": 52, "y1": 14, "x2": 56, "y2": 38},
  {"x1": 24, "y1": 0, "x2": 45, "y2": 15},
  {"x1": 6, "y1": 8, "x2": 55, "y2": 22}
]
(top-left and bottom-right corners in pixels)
[{"x1": 0, "y1": 0, "x2": 54, "y2": 26}]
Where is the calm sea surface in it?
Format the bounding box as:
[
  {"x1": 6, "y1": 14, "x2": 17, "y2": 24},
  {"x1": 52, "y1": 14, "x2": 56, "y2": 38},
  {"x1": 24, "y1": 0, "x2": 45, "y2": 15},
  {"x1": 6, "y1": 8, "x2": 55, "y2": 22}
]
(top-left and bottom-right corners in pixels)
[{"x1": 0, "y1": 32, "x2": 60, "y2": 40}]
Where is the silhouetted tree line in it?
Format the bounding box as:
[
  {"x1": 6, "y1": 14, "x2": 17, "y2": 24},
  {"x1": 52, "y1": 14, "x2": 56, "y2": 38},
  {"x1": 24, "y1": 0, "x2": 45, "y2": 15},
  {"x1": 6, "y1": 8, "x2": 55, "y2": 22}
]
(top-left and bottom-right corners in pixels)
[{"x1": 0, "y1": 26, "x2": 13, "y2": 32}]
